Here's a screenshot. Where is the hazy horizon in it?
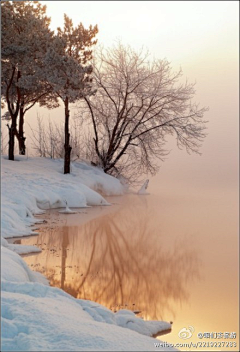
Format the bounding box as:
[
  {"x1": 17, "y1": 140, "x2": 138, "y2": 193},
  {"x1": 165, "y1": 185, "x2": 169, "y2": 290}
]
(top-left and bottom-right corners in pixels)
[{"x1": 2, "y1": 1, "x2": 239, "y2": 191}]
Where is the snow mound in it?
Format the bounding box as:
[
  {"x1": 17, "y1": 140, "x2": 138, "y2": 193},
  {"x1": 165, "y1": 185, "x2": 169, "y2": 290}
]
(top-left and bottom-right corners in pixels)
[
  {"x1": 1, "y1": 156, "x2": 123, "y2": 241},
  {"x1": 1, "y1": 287, "x2": 176, "y2": 351},
  {"x1": 138, "y1": 179, "x2": 150, "y2": 195},
  {"x1": 1, "y1": 246, "x2": 48, "y2": 285},
  {"x1": 115, "y1": 309, "x2": 171, "y2": 337},
  {"x1": 1, "y1": 271, "x2": 176, "y2": 351},
  {"x1": 81, "y1": 303, "x2": 171, "y2": 338}
]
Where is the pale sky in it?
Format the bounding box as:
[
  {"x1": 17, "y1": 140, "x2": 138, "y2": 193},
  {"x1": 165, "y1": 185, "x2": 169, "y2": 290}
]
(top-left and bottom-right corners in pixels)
[
  {"x1": 3, "y1": 1, "x2": 239, "y2": 190},
  {"x1": 41, "y1": 1, "x2": 238, "y2": 65},
  {"x1": 40, "y1": 0, "x2": 239, "y2": 189}
]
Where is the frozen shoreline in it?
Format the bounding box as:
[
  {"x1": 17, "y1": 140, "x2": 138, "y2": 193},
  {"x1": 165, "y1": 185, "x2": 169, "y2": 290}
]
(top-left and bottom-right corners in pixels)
[{"x1": 1, "y1": 156, "x2": 177, "y2": 351}]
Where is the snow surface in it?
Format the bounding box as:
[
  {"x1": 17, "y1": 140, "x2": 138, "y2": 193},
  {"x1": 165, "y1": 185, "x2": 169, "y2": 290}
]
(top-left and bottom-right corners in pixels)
[
  {"x1": 1, "y1": 156, "x2": 123, "y2": 246},
  {"x1": 138, "y1": 179, "x2": 150, "y2": 195},
  {"x1": 1, "y1": 156, "x2": 177, "y2": 351}
]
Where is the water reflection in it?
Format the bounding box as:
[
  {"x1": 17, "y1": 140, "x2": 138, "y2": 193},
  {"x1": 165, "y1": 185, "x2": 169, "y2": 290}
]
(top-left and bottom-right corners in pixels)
[{"x1": 23, "y1": 196, "x2": 201, "y2": 320}]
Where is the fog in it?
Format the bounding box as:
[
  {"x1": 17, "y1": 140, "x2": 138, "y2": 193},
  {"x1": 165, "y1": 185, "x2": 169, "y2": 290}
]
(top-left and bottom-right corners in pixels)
[{"x1": 2, "y1": 1, "x2": 239, "y2": 191}]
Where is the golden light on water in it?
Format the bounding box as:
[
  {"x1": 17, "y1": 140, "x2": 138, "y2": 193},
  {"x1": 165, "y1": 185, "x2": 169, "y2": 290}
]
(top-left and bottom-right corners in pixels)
[{"x1": 20, "y1": 184, "x2": 238, "y2": 350}]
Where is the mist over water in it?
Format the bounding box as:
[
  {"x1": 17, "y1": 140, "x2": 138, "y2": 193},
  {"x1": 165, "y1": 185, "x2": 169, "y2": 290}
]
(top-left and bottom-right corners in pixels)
[
  {"x1": 19, "y1": 177, "x2": 238, "y2": 350},
  {"x1": 21, "y1": 196, "x2": 201, "y2": 319}
]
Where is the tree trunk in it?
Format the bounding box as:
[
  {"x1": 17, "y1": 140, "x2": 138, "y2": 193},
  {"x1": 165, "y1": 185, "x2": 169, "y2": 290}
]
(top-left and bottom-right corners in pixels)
[
  {"x1": 17, "y1": 107, "x2": 26, "y2": 155},
  {"x1": 6, "y1": 67, "x2": 21, "y2": 161},
  {"x1": 8, "y1": 116, "x2": 17, "y2": 161},
  {"x1": 64, "y1": 97, "x2": 72, "y2": 174}
]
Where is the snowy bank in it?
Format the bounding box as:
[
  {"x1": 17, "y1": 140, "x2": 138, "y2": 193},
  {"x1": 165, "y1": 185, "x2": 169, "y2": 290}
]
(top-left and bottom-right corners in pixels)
[
  {"x1": 2, "y1": 247, "x2": 175, "y2": 351},
  {"x1": 1, "y1": 156, "x2": 124, "y2": 254},
  {"x1": 1, "y1": 156, "x2": 177, "y2": 351}
]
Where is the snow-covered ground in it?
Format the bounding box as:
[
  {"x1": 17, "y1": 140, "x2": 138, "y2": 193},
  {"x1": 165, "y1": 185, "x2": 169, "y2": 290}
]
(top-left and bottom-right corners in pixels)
[{"x1": 1, "y1": 156, "x2": 177, "y2": 351}]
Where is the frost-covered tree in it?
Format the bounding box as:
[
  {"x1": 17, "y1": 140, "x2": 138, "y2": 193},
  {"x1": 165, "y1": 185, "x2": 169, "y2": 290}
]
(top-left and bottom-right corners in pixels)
[
  {"x1": 57, "y1": 14, "x2": 98, "y2": 65},
  {"x1": 82, "y1": 43, "x2": 208, "y2": 183},
  {"x1": 44, "y1": 15, "x2": 98, "y2": 174},
  {"x1": 1, "y1": 1, "x2": 54, "y2": 158},
  {"x1": 16, "y1": 82, "x2": 59, "y2": 155}
]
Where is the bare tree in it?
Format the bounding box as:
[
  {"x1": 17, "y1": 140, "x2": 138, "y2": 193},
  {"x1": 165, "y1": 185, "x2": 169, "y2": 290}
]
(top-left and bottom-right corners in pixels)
[
  {"x1": 82, "y1": 43, "x2": 208, "y2": 183},
  {"x1": 1, "y1": 127, "x2": 8, "y2": 155},
  {"x1": 28, "y1": 115, "x2": 54, "y2": 158},
  {"x1": 29, "y1": 114, "x2": 85, "y2": 160}
]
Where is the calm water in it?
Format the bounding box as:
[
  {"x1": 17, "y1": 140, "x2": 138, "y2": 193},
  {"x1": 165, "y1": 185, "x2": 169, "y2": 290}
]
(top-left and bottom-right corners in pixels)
[{"x1": 17, "y1": 182, "x2": 238, "y2": 351}]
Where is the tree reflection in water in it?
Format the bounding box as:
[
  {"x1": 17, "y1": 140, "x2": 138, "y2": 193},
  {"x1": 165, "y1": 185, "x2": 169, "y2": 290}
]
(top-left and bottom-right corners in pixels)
[{"x1": 24, "y1": 196, "x2": 201, "y2": 320}]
